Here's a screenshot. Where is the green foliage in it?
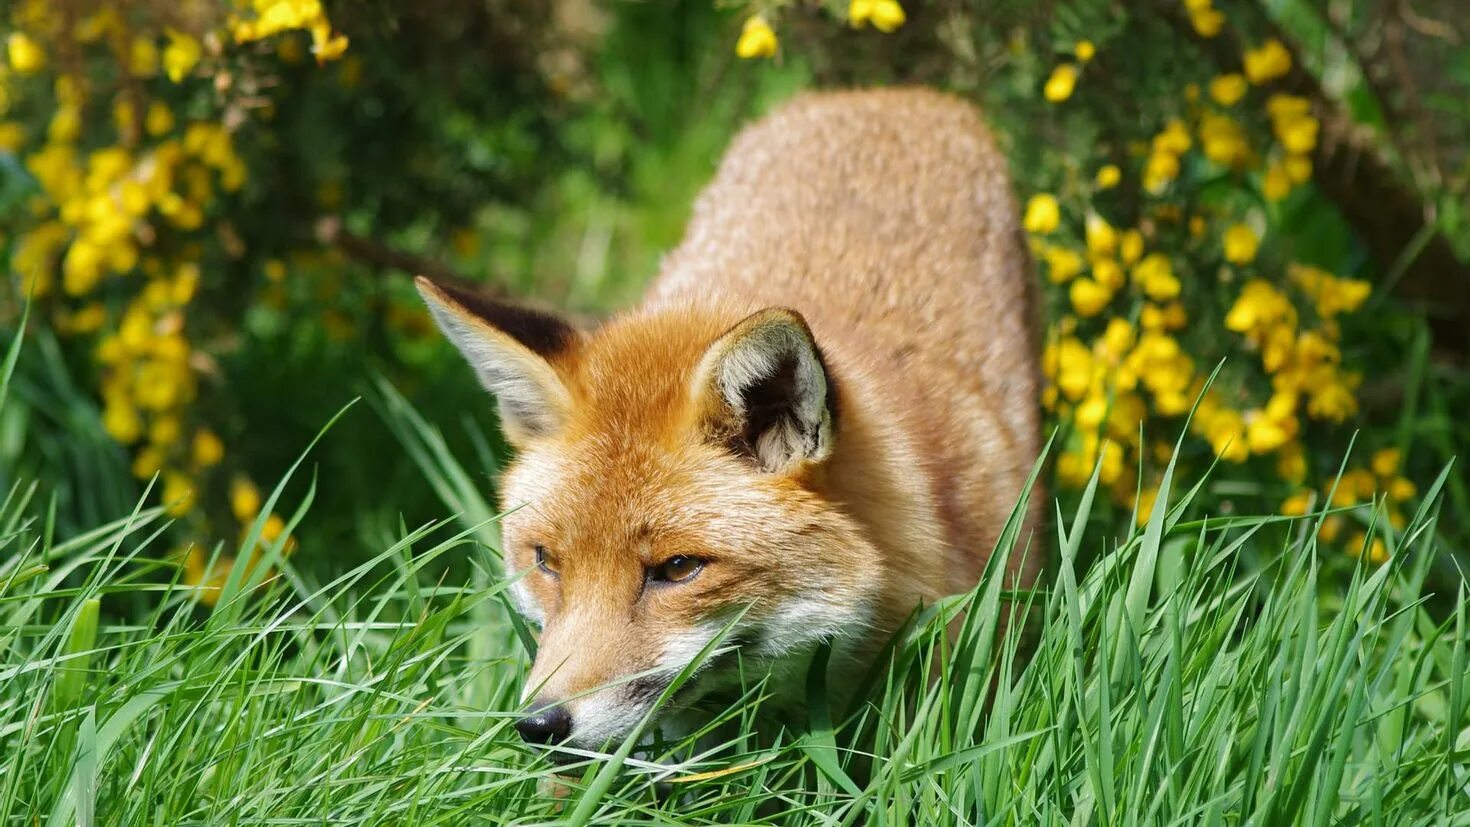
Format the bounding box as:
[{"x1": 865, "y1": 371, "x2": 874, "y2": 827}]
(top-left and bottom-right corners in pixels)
[{"x1": 3, "y1": 1, "x2": 1470, "y2": 820}]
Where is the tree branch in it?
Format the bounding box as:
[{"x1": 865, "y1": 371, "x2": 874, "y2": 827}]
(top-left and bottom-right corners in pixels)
[{"x1": 313, "y1": 216, "x2": 498, "y2": 297}]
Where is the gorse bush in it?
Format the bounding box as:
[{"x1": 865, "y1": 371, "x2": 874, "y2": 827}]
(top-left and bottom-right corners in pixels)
[
  {"x1": 1, "y1": 314, "x2": 1466, "y2": 822},
  {"x1": 1020, "y1": 19, "x2": 1406, "y2": 559},
  {"x1": 1, "y1": 0, "x2": 353, "y2": 596}
]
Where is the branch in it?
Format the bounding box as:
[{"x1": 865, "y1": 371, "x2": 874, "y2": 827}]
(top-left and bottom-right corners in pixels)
[{"x1": 313, "y1": 216, "x2": 498, "y2": 297}]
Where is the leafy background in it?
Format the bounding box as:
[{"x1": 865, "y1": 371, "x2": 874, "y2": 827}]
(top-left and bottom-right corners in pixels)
[{"x1": 1, "y1": 0, "x2": 1469, "y2": 822}]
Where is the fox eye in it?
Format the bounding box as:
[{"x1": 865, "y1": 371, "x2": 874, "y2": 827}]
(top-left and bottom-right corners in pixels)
[
  {"x1": 534, "y1": 545, "x2": 558, "y2": 576},
  {"x1": 649, "y1": 555, "x2": 703, "y2": 584}
]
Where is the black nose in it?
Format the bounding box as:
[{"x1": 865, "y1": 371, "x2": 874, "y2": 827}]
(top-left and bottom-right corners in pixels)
[{"x1": 515, "y1": 699, "x2": 572, "y2": 745}]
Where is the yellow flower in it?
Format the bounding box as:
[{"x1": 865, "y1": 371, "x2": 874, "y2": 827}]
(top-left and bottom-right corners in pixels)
[
  {"x1": 1347, "y1": 533, "x2": 1389, "y2": 566},
  {"x1": 193, "y1": 428, "x2": 225, "y2": 467},
  {"x1": 1143, "y1": 152, "x2": 1180, "y2": 194},
  {"x1": 254, "y1": 513, "x2": 300, "y2": 555},
  {"x1": 1075, "y1": 40, "x2": 1096, "y2": 62},
  {"x1": 1280, "y1": 490, "x2": 1313, "y2": 516},
  {"x1": 1277, "y1": 443, "x2": 1307, "y2": 483},
  {"x1": 1153, "y1": 119, "x2": 1193, "y2": 155},
  {"x1": 1224, "y1": 279, "x2": 1294, "y2": 336},
  {"x1": 150, "y1": 416, "x2": 183, "y2": 446},
  {"x1": 1134, "y1": 486, "x2": 1159, "y2": 526},
  {"x1": 1276, "y1": 116, "x2": 1317, "y2": 154},
  {"x1": 1209, "y1": 73, "x2": 1247, "y2": 106},
  {"x1": 1267, "y1": 96, "x2": 1319, "y2": 154},
  {"x1": 1056, "y1": 449, "x2": 1091, "y2": 489},
  {"x1": 162, "y1": 472, "x2": 197, "y2": 517},
  {"x1": 1263, "y1": 160, "x2": 1292, "y2": 201},
  {"x1": 1085, "y1": 213, "x2": 1117, "y2": 257},
  {"x1": 1315, "y1": 515, "x2": 1344, "y2": 543},
  {"x1": 1119, "y1": 230, "x2": 1144, "y2": 265},
  {"x1": 310, "y1": 21, "x2": 350, "y2": 62},
  {"x1": 1244, "y1": 39, "x2": 1292, "y2": 85},
  {"x1": 1099, "y1": 318, "x2": 1136, "y2": 359},
  {"x1": 1043, "y1": 245, "x2": 1084, "y2": 283},
  {"x1": 63, "y1": 242, "x2": 106, "y2": 296},
  {"x1": 1198, "y1": 112, "x2": 1251, "y2": 168},
  {"x1": 1070, "y1": 278, "x2": 1113, "y2": 317},
  {"x1": 1044, "y1": 64, "x2": 1079, "y2": 103},
  {"x1": 1245, "y1": 410, "x2": 1289, "y2": 453},
  {"x1": 1222, "y1": 223, "x2": 1259, "y2": 264},
  {"x1": 1284, "y1": 153, "x2": 1312, "y2": 184},
  {"x1": 1289, "y1": 264, "x2": 1371, "y2": 317},
  {"x1": 1110, "y1": 392, "x2": 1146, "y2": 432},
  {"x1": 1047, "y1": 336, "x2": 1094, "y2": 401},
  {"x1": 1095, "y1": 164, "x2": 1121, "y2": 189},
  {"x1": 1306, "y1": 376, "x2": 1358, "y2": 423},
  {"x1": 7, "y1": 33, "x2": 45, "y2": 74},
  {"x1": 131, "y1": 446, "x2": 165, "y2": 480},
  {"x1": 1075, "y1": 394, "x2": 1108, "y2": 430},
  {"x1": 736, "y1": 16, "x2": 778, "y2": 59},
  {"x1": 145, "y1": 101, "x2": 175, "y2": 137},
  {"x1": 1388, "y1": 476, "x2": 1416, "y2": 502},
  {"x1": 1340, "y1": 468, "x2": 1378, "y2": 502},
  {"x1": 1205, "y1": 409, "x2": 1249, "y2": 462},
  {"x1": 231, "y1": 477, "x2": 262, "y2": 521},
  {"x1": 1096, "y1": 439, "x2": 1124, "y2": 485},
  {"x1": 1141, "y1": 302, "x2": 1187, "y2": 331},
  {"x1": 1370, "y1": 448, "x2": 1401, "y2": 477},
  {"x1": 1023, "y1": 194, "x2": 1061, "y2": 234},
  {"x1": 869, "y1": 0, "x2": 906, "y2": 32},
  {"x1": 1132, "y1": 253, "x2": 1180, "y2": 300},
  {"x1": 163, "y1": 29, "x2": 202, "y2": 83},
  {"x1": 1092, "y1": 258, "x2": 1125, "y2": 290},
  {"x1": 1190, "y1": 8, "x2": 1225, "y2": 37}
]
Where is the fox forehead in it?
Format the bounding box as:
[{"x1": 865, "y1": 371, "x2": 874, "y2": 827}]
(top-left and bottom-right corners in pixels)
[{"x1": 501, "y1": 437, "x2": 795, "y2": 560}]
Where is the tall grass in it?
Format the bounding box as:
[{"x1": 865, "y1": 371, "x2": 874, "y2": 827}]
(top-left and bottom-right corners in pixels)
[{"x1": 1, "y1": 341, "x2": 1466, "y2": 823}]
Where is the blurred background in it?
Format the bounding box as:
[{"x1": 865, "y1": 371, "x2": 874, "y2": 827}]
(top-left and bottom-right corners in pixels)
[{"x1": 1, "y1": 0, "x2": 1467, "y2": 597}]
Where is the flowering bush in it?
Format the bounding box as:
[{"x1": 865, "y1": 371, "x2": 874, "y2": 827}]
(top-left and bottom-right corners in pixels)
[
  {"x1": 2, "y1": 0, "x2": 350, "y2": 600},
  {"x1": 1018, "y1": 8, "x2": 1421, "y2": 562}
]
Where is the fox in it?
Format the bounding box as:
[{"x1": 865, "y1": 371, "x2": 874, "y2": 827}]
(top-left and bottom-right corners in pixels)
[{"x1": 415, "y1": 87, "x2": 1042, "y2": 752}]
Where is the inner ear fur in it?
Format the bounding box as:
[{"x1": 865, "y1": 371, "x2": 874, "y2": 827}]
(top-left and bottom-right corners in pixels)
[
  {"x1": 692, "y1": 307, "x2": 836, "y2": 473},
  {"x1": 414, "y1": 276, "x2": 579, "y2": 443}
]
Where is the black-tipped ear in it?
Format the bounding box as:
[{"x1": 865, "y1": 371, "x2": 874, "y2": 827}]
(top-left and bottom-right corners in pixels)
[
  {"x1": 692, "y1": 308, "x2": 836, "y2": 473},
  {"x1": 415, "y1": 276, "x2": 579, "y2": 443}
]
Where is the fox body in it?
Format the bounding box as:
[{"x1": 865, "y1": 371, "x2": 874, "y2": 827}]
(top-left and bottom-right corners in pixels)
[{"x1": 417, "y1": 87, "x2": 1041, "y2": 750}]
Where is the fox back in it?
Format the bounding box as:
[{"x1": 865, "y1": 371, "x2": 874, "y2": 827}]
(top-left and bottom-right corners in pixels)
[{"x1": 417, "y1": 87, "x2": 1041, "y2": 750}]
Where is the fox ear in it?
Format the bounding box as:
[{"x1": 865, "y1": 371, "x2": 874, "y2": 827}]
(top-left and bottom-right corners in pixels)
[
  {"x1": 414, "y1": 276, "x2": 578, "y2": 443},
  {"x1": 692, "y1": 308, "x2": 836, "y2": 473}
]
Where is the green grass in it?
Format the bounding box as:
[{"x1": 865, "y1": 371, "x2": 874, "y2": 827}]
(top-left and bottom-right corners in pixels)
[{"x1": 1, "y1": 331, "x2": 1468, "y2": 824}]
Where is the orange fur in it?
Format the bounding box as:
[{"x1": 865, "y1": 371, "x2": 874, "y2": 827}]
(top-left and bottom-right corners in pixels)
[{"x1": 417, "y1": 87, "x2": 1042, "y2": 748}]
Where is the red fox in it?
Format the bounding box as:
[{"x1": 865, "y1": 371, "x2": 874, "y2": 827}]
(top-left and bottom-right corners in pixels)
[{"x1": 416, "y1": 87, "x2": 1041, "y2": 750}]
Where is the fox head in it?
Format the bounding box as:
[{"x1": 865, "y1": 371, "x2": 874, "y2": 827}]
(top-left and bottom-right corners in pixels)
[{"x1": 415, "y1": 277, "x2": 883, "y2": 749}]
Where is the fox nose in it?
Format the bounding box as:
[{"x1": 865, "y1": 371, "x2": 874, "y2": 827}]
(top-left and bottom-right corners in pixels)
[{"x1": 516, "y1": 699, "x2": 572, "y2": 745}]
